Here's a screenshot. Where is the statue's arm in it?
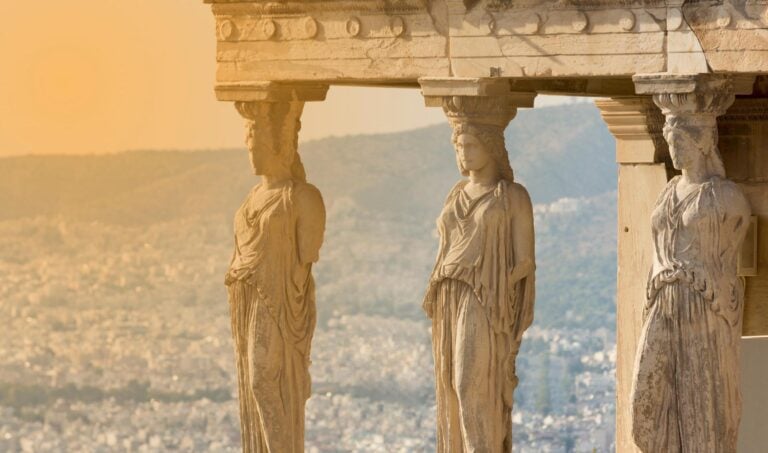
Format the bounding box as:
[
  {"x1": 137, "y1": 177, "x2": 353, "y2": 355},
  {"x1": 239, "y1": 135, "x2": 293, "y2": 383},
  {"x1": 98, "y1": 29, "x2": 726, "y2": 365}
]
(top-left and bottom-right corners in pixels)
[
  {"x1": 718, "y1": 183, "x2": 752, "y2": 270},
  {"x1": 509, "y1": 183, "x2": 536, "y2": 340},
  {"x1": 510, "y1": 183, "x2": 535, "y2": 282},
  {"x1": 296, "y1": 185, "x2": 327, "y2": 265}
]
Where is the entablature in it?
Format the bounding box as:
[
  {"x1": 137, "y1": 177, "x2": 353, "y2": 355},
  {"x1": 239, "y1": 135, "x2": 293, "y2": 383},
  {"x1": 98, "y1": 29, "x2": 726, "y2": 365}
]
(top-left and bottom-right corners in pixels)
[{"x1": 205, "y1": 0, "x2": 768, "y2": 99}]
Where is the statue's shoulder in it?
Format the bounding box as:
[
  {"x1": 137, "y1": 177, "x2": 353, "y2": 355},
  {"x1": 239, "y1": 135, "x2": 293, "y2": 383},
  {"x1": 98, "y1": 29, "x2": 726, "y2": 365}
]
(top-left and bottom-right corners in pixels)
[
  {"x1": 708, "y1": 177, "x2": 750, "y2": 217},
  {"x1": 292, "y1": 181, "x2": 326, "y2": 213},
  {"x1": 503, "y1": 181, "x2": 533, "y2": 209}
]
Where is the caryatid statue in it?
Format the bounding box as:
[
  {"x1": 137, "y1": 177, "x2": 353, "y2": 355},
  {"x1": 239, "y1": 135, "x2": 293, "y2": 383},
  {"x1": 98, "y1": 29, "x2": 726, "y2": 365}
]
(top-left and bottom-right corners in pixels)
[
  {"x1": 631, "y1": 74, "x2": 752, "y2": 453},
  {"x1": 225, "y1": 99, "x2": 325, "y2": 453},
  {"x1": 423, "y1": 95, "x2": 536, "y2": 453}
]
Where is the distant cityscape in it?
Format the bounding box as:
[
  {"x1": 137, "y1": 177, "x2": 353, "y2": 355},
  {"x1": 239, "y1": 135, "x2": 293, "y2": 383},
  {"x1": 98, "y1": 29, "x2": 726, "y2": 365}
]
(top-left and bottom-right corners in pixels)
[{"x1": 0, "y1": 212, "x2": 615, "y2": 452}]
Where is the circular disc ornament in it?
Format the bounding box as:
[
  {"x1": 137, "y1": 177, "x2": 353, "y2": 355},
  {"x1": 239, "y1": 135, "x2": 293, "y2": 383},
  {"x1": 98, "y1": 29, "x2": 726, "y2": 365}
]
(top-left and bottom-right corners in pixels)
[
  {"x1": 715, "y1": 8, "x2": 732, "y2": 28},
  {"x1": 219, "y1": 20, "x2": 236, "y2": 41},
  {"x1": 390, "y1": 16, "x2": 405, "y2": 37},
  {"x1": 304, "y1": 17, "x2": 318, "y2": 39},
  {"x1": 619, "y1": 11, "x2": 636, "y2": 31},
  {"x1": 262, "y1": 19, "x2": 277, "y2": 39},
  {"x1": 668, "y1": 8, "x2": 684, "y2": 31},
  {"x1": 346, "y1": 17, "x2": 361, "y2": 37},
  {"x1": 572, "y1": 11, "x2": 589, "y2": 32}
]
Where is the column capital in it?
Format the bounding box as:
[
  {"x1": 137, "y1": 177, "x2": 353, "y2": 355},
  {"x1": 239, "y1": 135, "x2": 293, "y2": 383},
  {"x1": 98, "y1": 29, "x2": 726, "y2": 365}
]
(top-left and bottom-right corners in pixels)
[
  {"x1": 418, "y1": 77, "x2": 535, "y2": 134},
  {"x1": 595, "y1": 96, "x2": 668, "y2": 164},
  {"x1": 234, "y1": 99, "x2": 305, "y2": 127},
  {"x1": 632, "y1": 73, "x2": 753, "y2": 118},
  {"x1": 215, "y1": 81, "x2": 329, "y2": 103},
  {"x1": 596, "y1": 97, "x2": 664, "y2": 142}
]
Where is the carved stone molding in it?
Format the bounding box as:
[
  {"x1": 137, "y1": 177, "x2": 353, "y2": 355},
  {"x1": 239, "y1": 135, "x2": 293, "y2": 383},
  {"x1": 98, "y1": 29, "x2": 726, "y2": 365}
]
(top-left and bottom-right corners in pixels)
[
  {"x1": 486, "y1": 0, "x2": 666, "y2": 11},
  {"x1": 207, "y1": 0, "x2": 426, "y2": 16},
  {"x1": 596, "y1": 97, "x2": 664, "y2": 140},
  {"x1": 596, "y1": 96, "x2": 668, "y2": 164}
]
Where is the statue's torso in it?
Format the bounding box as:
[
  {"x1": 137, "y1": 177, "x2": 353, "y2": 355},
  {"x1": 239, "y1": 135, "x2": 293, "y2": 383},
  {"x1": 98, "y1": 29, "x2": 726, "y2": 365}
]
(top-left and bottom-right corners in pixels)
[
  {"x1": 648, "y1": 175, "x2": 750, "y2": 323},
  {"x1": 230, "y1": 183, "x2": 295, "y2": 279},
  {"x1": 439, "y1": 181, "x2": 508, "y2": 275}
]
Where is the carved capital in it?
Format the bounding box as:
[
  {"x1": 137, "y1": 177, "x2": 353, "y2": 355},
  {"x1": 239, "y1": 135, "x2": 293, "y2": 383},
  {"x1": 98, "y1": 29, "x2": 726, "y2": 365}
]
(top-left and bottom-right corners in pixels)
[
  {"x1": 632, "y1": 73, "x2": 753, "y2": 119},
  {"x1": 235, "y1": 99, "x2": 304, "y2": 121},
  {"x1": 235, "y1": 100, "x2": 305, "y2": 155},
  {"x1": 596, "y1": 96, "x2": 665, "y2": 142},
  {"x1": 441, "y1": 95, "x2": 520, "y2": 130},
  {"x1": 595, "y1": 96, "x2": 669, "y2": 165},
  {"x1": 419, "y1": 77, "x2": 535, "y2": 132}
]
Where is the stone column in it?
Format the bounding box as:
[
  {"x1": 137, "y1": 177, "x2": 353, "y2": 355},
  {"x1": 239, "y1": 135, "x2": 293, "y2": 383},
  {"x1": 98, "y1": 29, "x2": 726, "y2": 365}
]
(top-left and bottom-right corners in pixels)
[
  {"x1": 718, "y1": 97, "x2": 768, "y2": 337},
  {"x1": 718, "y1": 96, "x2": 768, "y2": 452},
  {"x1": 595, "y1": 96, "x2": 670, "y2": 453},
  {"x1": 419, "y1": 77, "x2": 536, "y2": 452},
  {"x1": 221, "y1": 82, "x2": 328, "y2": 453}
]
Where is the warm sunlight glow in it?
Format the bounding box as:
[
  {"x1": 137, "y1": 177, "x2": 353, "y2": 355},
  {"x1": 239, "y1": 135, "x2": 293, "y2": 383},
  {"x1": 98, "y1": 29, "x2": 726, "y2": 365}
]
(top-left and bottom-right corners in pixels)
[
  {"x1": 0, "y1": 2, "x2": 577, "y2": 156},
  {"x1": 0, "y1": 1, "x2": 238, "y2": 155}
]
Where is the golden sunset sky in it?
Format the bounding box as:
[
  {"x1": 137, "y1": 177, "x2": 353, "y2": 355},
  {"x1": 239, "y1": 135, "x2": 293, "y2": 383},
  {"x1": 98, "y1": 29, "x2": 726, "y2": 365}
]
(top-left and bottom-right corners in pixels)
[{"x1": 0, "y1": 1, "x2": 575, "y2": 157}]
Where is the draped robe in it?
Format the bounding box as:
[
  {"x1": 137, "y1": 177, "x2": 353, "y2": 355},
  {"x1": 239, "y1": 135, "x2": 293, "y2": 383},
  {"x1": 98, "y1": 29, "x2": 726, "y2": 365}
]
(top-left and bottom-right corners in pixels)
[
  {"x1": 631, "y1": 175, "x2": 750, "y2": 453},
  {"x1": 423, "y1": 179, "x2": 535, "y2": 453},
  {"x1": 225, "y1": 180, "x2": 323, "y2": 453}
]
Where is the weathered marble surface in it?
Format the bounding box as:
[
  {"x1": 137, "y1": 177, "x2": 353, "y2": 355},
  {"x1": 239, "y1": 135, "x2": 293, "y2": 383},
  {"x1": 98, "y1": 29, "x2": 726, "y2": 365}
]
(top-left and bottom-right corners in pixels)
[
  {"x1": 206, "y1": 0, "x2": 768, "y2": 86},
  {"x1": 631, "y1": 74, "x2": 752, "y2": 453},
  {"x1": 225, "y1": 98, "x2": 326, "y2": 453},
  {"x1": 421, "y1": 92, "x2": 536, "y2": 452}
]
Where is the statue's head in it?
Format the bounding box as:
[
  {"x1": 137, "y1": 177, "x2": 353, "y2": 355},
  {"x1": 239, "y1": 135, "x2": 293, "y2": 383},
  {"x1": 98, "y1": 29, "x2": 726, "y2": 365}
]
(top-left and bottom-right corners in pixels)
[
  {"x1": 450, "y1": 122, "x2": 514, "y2": 182},
  {"x1": 236, "y1": 101, "x2": 307, "y2": 182},
  {"x1": 445, "y1": 96, "x2": 516, "y2": 182},
  {"x1": 663, "y1": 114, "x2": 724, "y2": 177}
]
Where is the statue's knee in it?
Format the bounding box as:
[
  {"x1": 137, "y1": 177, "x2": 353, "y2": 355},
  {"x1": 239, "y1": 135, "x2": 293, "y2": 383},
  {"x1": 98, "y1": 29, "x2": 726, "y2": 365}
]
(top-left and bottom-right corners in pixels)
[
  {"x1": 250, "y1": 374, "x2": 273, "y2": 400},
  {"x1": 250, "y1": 362, "x2": 279, "y2": 399},
  {"x1": 456, "y1": 376, "x2": 478, "y2": 404}
]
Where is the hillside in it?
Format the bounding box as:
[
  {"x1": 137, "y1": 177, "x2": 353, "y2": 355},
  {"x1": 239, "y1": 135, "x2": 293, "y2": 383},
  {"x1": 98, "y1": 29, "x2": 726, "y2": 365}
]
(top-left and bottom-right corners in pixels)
[{"x1": 0, "y1": 103, "x2": 615, "y2": 220}]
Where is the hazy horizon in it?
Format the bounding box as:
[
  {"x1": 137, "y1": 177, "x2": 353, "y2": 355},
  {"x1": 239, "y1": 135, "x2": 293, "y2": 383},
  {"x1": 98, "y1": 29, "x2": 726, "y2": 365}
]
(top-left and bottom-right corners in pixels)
[{"x1": 0, "y1": 96, "x2": 588, "y2": 158}]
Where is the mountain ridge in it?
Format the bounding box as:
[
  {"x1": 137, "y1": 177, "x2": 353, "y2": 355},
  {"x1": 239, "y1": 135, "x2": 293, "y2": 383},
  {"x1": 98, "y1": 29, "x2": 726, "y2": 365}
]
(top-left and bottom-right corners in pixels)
[{"x1": 0, "y1": 103, "x2": 616, "y2": 225}]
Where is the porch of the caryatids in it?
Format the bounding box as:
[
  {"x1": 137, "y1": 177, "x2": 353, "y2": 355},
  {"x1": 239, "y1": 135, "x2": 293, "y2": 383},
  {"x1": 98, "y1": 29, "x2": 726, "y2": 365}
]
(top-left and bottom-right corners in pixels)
[
  {"x1": 419, "y1": 77, "x2": 537, "y2": 453},
  {"x1": 221, "y1": 82, "x2": 329, "y2": 453},
  {"x1": 629, "y1": 73, "x2": 753, "y2": 453}
]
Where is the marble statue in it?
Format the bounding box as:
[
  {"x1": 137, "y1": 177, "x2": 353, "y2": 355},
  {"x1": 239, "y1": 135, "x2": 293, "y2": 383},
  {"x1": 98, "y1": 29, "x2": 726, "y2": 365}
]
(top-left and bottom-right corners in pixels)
[
  {"x1": 423, "y1": 96, "x2": 536, "y2": 453},
  {"x1": 224, "y1": 100, "x2": 325, "y2": 453},
  {"x1": 631, "y1": 78, "x2": 751, "y2": 453}
]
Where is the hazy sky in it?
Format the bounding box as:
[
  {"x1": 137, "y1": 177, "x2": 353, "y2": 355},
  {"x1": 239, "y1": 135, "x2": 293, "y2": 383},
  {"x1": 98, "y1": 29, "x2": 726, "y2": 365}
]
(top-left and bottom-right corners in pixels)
[{"x1": 0, "y1": 2, "x2": 581, "y2": 156}]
